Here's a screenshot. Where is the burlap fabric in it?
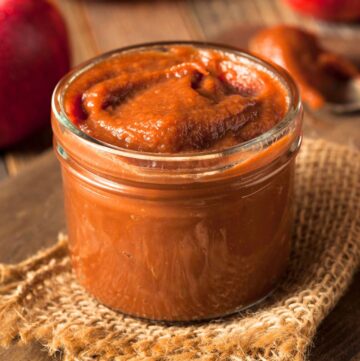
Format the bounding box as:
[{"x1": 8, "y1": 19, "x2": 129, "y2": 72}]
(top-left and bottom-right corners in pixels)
[{"x1": 0, "y1": 139, "x2": 359, "y2": 361}]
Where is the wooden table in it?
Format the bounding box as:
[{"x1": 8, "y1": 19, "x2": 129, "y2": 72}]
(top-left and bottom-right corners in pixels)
[{"x1": 0, "y1": 0, "x2": 359, "y2": 360}]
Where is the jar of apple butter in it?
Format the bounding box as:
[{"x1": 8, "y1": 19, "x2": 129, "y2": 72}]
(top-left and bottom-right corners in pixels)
[{"x1": 51, "y1": 42, "x2": 303, "y2": 322}]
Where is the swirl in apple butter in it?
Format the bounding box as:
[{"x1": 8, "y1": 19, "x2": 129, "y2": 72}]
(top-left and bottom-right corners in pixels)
[{"x1": 64, "y1": 45, "x2": 288, "y2": 153}]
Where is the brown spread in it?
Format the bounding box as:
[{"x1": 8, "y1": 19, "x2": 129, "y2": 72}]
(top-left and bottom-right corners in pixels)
[
  {"x1": 250, "y1": 25, "x2": 360, "y2": 109},
  {"x1": 64, "y1": 45, "x2": 288, "y2": 153},
  {"x1": 52, "y1": 43, "x2": 302, "y2": 321}
]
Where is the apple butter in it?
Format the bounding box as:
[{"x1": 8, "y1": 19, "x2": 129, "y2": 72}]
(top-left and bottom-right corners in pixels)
[{"x1": 51, "y1": 42, "x2": 303, "y2": 321}]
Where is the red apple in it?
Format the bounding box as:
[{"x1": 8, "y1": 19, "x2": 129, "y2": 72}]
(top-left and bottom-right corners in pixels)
[
  {"x1": 284, "y1": 0, "x2": 360, "y2": 21},
  {"x1": 0, "y1": 0, "x2": 70, "y2": 148}
]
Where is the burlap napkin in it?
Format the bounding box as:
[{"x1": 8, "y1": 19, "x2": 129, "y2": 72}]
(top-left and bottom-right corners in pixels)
[{"x1": 0, "y1": 139, "x2": 359, "y2": 361}]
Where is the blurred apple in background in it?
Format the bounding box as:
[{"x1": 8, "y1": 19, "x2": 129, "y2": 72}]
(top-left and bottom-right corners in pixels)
[
  {"x1": 285, "y1": 0, "x2": 360, "y2": 21},
  {"x1": 0, "y1": 0, "x2": 70, "y2": 148}
]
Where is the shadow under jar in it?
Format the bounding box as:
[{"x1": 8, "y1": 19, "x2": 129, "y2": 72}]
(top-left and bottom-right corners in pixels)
[{"x1": 51, "y1": 42, "x2": 303, "y2": 322}]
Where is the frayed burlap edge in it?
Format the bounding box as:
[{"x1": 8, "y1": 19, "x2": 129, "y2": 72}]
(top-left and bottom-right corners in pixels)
[{"x1": 0, "y1": 139, "x2": 359, "y2": 361}]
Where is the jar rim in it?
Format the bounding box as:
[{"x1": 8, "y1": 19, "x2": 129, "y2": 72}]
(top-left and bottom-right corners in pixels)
[{"x1": 52, "y1": 40, "x2": 301, "y2": 162}]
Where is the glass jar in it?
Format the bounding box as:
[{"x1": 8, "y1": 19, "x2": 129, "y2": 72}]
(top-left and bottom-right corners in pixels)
[{"x1": 51, "y1": 42, "x2": 303, "y2": 322}]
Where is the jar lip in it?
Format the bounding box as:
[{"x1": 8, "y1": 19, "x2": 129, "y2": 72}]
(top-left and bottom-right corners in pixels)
[{"x1": 52, "y1": 40, "x2": 301, "y2": 162}]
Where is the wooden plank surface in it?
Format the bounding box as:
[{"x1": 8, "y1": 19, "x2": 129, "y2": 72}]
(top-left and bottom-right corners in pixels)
[
  {"x1": 0, "y1": 151, "x2": 64, "y2": 264},
  {"x1": 0, "y1": 157, "x2": 6, "y2": 181},
  {"x1": 0, "y1": 0, "x2": 359, "y2": 360},
  {"x1": 83, "y1": 1, "x2": 201, "y2": 51}
]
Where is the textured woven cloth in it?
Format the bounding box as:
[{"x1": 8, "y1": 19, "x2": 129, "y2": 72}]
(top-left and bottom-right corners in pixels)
[{"x1": 0, "y1": 139, "x2": 359, "y2": 361}]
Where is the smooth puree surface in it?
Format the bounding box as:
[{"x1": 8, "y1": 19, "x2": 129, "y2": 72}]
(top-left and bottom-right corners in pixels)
[{"x1": 64, "y1": 45, "x2": 288, "y2": 153}]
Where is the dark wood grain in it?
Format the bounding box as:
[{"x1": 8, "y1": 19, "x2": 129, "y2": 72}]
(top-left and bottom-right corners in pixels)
[
  {"x1": 189, "y1": 0, "x2": 360, "y2": 39},
  {"x1": 3, "y1": 126, "x2": 53, "y2": 177},
  {"x1": 0, "y1": 150, "x2": 64, "y2": 264},
  {"x1": 0, "y1": 157, "x2": 7, "y2": 181},
  {"x1": 310, "y1": 272, "x2": 360, "y2": 361},
  {"x1": 83, "y1": 0, "x2": 200, "y2": 52}
]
